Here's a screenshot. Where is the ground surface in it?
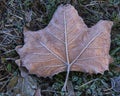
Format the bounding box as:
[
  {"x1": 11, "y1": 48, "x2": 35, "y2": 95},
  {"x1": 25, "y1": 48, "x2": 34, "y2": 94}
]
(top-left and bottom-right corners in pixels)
[{"x1": 0, "y1": 0, "x2": 120, "y2": 96}]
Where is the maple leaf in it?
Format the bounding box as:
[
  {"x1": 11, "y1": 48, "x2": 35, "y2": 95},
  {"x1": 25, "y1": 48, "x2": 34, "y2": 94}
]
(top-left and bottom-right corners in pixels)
[{"x1": 16, "y1": 4, "x2": 113, "y2": 91}]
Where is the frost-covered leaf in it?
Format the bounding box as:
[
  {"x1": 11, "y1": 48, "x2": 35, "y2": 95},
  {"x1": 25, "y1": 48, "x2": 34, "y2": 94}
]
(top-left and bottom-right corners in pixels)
[
  {"x1": 16, "y1": 4, "x2": 113, "y2": 91},
  {"x1": 6, "y1": 76, "x2": 37, "y2": 96}
]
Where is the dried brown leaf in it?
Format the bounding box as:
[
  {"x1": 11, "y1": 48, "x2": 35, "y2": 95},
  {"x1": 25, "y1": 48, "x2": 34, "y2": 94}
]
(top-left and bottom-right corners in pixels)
[{"x1": 16, "y1": 4, "x2": 113, "y2": 91}]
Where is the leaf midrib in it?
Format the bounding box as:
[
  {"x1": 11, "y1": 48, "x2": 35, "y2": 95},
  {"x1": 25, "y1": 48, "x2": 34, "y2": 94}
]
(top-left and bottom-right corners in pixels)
[{"x1": 64, "y1": 10, "x2": 70, "y2": 65}]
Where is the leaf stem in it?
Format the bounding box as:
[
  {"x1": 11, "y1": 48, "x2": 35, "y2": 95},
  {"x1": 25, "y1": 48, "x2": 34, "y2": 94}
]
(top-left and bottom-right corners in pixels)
[
  {"x1": 62, "y1": 8, "x2": 71, "y2": 91},
  {"x1": 62, "y1": 65, "x2": 71, "y2": 91}
]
